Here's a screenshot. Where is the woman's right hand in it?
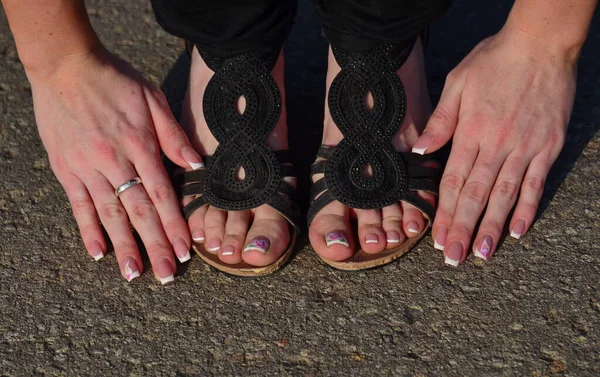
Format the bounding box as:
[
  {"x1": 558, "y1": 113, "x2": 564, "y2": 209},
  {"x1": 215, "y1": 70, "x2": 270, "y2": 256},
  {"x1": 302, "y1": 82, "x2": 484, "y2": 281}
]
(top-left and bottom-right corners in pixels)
[{"x1": 29, "y1": 48, "x2": 204, "y2": 283}]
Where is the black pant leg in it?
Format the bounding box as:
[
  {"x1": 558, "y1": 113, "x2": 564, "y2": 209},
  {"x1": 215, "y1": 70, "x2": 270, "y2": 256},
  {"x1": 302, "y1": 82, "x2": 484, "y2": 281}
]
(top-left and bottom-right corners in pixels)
[
  {"x1": 313, "y1": 0, "x2": 451, "y2": 51},
  {"x1": 150, "y1": 0, "x2": 297, "y2": 58}
]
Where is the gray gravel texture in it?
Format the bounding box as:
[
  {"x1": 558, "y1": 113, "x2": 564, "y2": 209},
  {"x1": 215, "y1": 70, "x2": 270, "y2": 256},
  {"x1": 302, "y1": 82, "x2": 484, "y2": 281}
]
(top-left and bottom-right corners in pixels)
[{"x1": 1, "y1": 1, "x2": 600, "y2": 376}]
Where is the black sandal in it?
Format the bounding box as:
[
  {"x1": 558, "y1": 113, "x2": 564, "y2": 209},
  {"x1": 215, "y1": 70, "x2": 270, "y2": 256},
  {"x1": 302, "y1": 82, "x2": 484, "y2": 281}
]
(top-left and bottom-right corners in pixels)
[
  {"x1": 307, "y1": 39, "x2": 441, "y2": 270},
  {"x1": 173, "y1": 46, "x2": 300, "y2": 276}
]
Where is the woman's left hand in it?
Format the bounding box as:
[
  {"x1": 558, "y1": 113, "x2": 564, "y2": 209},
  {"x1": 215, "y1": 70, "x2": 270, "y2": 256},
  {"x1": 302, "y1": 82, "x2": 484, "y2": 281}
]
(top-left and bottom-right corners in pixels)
[{"x1": 412, "y1": 26, "x2": 577, "y2": 264}]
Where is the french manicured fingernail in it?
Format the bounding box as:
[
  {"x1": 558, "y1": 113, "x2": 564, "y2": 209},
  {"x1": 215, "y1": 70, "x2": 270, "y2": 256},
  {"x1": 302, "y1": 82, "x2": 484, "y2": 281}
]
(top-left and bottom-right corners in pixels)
[
  {"x1": 243, "y1": 237, "x2": 271, "y2": 254},
  {"x1": 445, "y1": 241, "x2": 463, "y2": 267},
  {"x1": 386, "y1": 230, "x2": 401, "y2": 243},
  {"x1": 192, "y1": 229, "x2": 205, "y2": 243},
  {"x1": 123, "y1": 257, "x2": 140, "y2": 282},
  {"x1": 221, "y1": 245, "x2": 235, "y2": 256},
  {"x1": 325, "y1": 232, "x2": 350, "y2": 247},
  {"x1": 434, "y1": 226, "x2": 447, "y2": 251},
  {"x1": 90, "y1": 241, "x2": 104, "y2": 261},
  {"x1": 407, "y1": 221, "x2": 419, "y2": 234},
  {"x1": 412, "y1": 131, "x2": 434, "y2": 155},
  {"x1": 510, "y1": 218, "x2": 526, "y2": 239},
  {"x1": 206, "y1": 239, "x2": 220, "y2": 253},
  {"x1": 181, "y1": 146, "x2": 204, "y2": 170},
  {"x1": 173, "y1": 237, "x2": 191, "y2": 263},
  {"x1": 156, "y1": 258, "x2": 174, "y2": 285},
  {"x1": 474, "y1": 235, "x2": 493, "y2": 260},
  {"x1": 365, "y1": 234, "x2": 378, "y2": 244}
]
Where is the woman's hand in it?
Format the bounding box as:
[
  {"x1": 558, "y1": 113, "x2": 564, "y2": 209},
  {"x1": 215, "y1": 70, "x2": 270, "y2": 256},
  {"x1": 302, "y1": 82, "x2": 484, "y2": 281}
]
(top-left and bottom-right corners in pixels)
[
  {"x1": 412, "y1": 26, "x2": 577, "y2": 264},
  {"x1": 30, "y1": 49, "x2": 204, "y2": 283}
]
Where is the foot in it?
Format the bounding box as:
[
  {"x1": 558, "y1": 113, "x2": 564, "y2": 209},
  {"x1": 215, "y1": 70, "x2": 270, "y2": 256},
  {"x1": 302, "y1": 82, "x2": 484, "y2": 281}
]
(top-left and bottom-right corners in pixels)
[
  {"x1": 309, "y1": 39, "x2": 437, "y2": 262},
  {"x1": 179, "y1": 48, "x2": 294, "y2": 267}
]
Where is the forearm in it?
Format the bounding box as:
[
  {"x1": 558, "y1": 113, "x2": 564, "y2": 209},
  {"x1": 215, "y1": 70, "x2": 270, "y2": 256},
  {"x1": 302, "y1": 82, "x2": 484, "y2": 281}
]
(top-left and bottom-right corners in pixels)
[
  {"x1": 1, "y1": 0, "x2": 103, "y2": 77},
  {"x1": 505, "y1": 0, "x2": 597, "y2": 62}
]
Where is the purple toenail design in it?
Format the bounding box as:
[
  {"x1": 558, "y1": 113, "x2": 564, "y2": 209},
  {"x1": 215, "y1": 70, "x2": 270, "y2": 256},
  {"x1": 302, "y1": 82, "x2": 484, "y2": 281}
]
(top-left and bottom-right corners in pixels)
[
  {"x1": 243, "y1": 238, "x2": 271, "y2": 254},
  {"x1": 325, "y1": 232, "x2": 350, "y2": 247}
]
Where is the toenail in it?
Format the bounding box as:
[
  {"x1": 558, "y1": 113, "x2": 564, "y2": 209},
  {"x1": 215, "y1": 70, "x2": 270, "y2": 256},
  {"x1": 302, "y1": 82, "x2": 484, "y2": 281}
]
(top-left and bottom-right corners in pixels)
[
  {"x1": 206, "y1": 239, "x2": 221, "y2": 253},
  {"x1": 243, "y1": 237, "x2": 271, "y2": 254},
  {"x1": 474, "y1": 235, "x2": 493, "y2": 260},
  {"x1": 407, "y1": 221, "x2": 419, "y2": 234},
  {"x1": 325, "y1": 232, "x2": 350, "y2": 247},
  {"x1": 365, "y1": 234, "x2": 378, "y2": 244},
  {"x1": 221, "y1": 245, "x2": 235, "y2": 256},
  {"x1": 412, "y1": 131, "x2": 434, "y2": 155},
  {"x1": 445, "y1": 241, "x2": 463, "y2": 267},
  {"x1": 122, "y1": 257, "x2": 140, "y2": 282},
  {"x1": 510, "y1": 218, "x2": 526, "y2": 239},
  {"x1": 434, "y1": 226, "x2": 448, "y2": 251},
  {"x1": 156, "y1": 258, "x2": 175, "y2": 285},
  {"x1": 386, "y1": 230, "x2": 401, "y2": 243},
  {"x1": 173, "y1": 237, "x2": 191, "y2": 263},
  {"x1": 192, "y1": 229, "x2": 205, "y2": 243}
]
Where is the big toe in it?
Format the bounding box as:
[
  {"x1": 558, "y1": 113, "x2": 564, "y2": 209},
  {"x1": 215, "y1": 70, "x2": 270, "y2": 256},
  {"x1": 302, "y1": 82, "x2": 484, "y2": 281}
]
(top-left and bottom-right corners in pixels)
[
  {"x1": 309, "y1": 201, "x2": 355, "y2": 262},
  {"x1": 241, "y1": 205, "x2": 291, "y2": 267}
]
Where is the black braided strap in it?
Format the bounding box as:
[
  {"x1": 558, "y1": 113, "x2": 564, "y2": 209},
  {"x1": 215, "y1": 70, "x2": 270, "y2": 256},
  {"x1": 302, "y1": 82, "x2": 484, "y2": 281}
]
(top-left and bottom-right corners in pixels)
[
  {"x1": 307, "y1": 40, "x2": 440, "y2": 226},
  {"x1": 174, "y1": 48, "x2": 300, "y2": 230}
]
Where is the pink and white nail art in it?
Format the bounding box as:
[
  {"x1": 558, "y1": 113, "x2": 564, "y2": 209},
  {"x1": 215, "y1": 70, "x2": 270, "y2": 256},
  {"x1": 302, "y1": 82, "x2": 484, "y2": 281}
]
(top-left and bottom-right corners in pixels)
[
  {"x1": 243, "y1": 238, "x2": 271, "y2": 254},
  {"x1": 124, "y1": 261, "x2": 140, "y2": 282},
  {"x1": 475, "y1": 237, "x2": 492, "y2": 259},
  {"x1": 325, "y1": 232, "x2": 349, "y2": 247}
]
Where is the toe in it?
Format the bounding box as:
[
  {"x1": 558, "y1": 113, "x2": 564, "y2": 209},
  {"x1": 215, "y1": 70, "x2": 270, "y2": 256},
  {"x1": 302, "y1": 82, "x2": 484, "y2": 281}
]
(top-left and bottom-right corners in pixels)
[
  {"x1": 356, "y1": 209, "x2": 386, "y2": 254},
  {"x1": 186, "y1": 198, "x2": 208, "y2": 243},
  {"x1": 309, "y1": 201, "x2": 354, "y2": 262},
  {"x1": 401, "y1": 191, "x2": 435, "y2": 237},
  {"x1": 203, "y1": 205, "x2": 226, "y2": 254},
  {"x1": 241, "y1": 205, "x2": 290, "y2": 267},
  {"x1": 219, "y1": 210, "x2": 250, "y2": 264},
  {"x1": 381, "y1": 203, "x2": 407, "y2": 248}
]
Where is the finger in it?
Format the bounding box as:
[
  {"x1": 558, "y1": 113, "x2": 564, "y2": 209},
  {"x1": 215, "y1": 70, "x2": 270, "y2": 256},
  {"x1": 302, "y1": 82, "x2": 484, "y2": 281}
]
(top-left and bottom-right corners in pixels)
[
  {"x1": 107, "y1": 167, "x2": 176, "y2": 285},
  {"x1": 444, "y1": 150, "x2": 505, "y2": 266},
  {"x1": 509, "y1": 152, "x2": 553, "y2": 240},
  {"x1": 381, "y1": 203, "x2": 407, "y2": 248},
  {"x1": 144, "y1": 88, "x2": 204, "y2": 170},
  {"x1": 133, "y1": 152, "x2": 192, "y2": 263},
  {"x1": 219, "y1": 210, "x2": 250, "y2": 264},
  {"x1": 63, "y1": 174, "x2": 106, "y2": 261},
  {"x1": 84, "y1": 172, "x2": 144, "y2": 282},
  {"x1": 432, "y1": 140, "x2": 478, "y2": 251},
  {"x1": 412, "y1": 69, "x2": 465, "y2": 155}
]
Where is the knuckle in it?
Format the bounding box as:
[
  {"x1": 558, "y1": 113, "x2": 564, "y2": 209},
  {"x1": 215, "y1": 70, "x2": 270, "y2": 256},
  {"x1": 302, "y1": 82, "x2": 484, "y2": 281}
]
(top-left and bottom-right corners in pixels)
[
  {"x1": 93, "y1": 139, "x2": 118, "y2": 164},
  {"x1": 445, "y1": 69, "x2": 460, "y2": 84},
  {"x1": 462, "y1": 181, "x2": 489, "y2": 205},
  {"x1": 523, "y1": 175, "x2": 545, "y2": 194},
  {"x1": 430, "y1": 106, "x2": 454, "y2": 127},
  {"x1": 441, "y1": 174, "x2": 466, "y2": 194},
  {"x1": 492, "y1": 180, "x2": 519, "y2": 202},
  {"x1": 149, "y1": 184, "x2": 174, "y2": 205},
  {"x1": 70, "y1": 198, "x2": 94, "y2": 217},
  {"x1": 129, "y1": 200, "x2": 157, "y2": 220},
  {"x1": 99, "y1": 202, "x2": 126, "y2": 221}
]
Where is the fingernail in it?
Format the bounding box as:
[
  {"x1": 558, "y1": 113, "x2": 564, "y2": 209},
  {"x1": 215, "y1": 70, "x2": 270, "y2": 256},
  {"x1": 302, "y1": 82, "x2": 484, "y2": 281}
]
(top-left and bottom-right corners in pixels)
[
  {"x1": 221, "y1": 245, "x2": 235, "y2": 256},
  {"x1": 474, "y1": 235, "x2": 493, "y2": 260},
  {"x1": 181, "y1": 146, "x2": 204, "y2": 170},
  {"x1": 510, "y1": 218, "x2": 526, "y2": 239},
  {"x1": 407, "y1": 221, "x2": 419, "y2": 234},
  {"x1": 243, "y1": 237, "x2": 271, "y2": 254},
  {"x1": 325, "y1": 232, "x2": 350, "y2": 247},
  {"x1": 206, "y1": 239, "x2": 221, "y2": 253},
  {"x1": 434, "y1": 227, "x2": 447, "y2": 251},
  {"x1": 173, "y1": 237, "x2": 191, "y2": 263},
  {"x1": 90, "y1": 241, "x2": 104, "y2": 261},
  {"x1": 156, "y1": 258, "x2": 175, "y2": 285},
  {"x1": 192, "y1": 229, "x2": 205, "y2": 243},
  {"x1": 445, "y1": 241, "x2": 463, "y2": 267},
  {"x1": 386, "y1": 230, "x2": 401, "y2": 243},
  {"x1": 412, "y1": 131, "x2": 434, "y2": 155},
  {"x1": 123, "y1": 257, "x2": 140, "y2": 282},
  {"x1": 365, "y1": 234, "x2": 378, "y2": 244}
]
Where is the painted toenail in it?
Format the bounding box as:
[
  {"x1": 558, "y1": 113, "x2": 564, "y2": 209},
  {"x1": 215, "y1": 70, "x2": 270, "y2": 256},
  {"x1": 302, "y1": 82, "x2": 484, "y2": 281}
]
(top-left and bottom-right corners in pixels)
[
  {"x1": 221, "y1": 245, "x2": 235, "y2": 256},
  {"x1": 365, "y1": 234, "x2": 378, "y2": 244},
  {"x1": 325, "y1": 232, "x2": 350, "y2": 247},
  {"x1": 510, "y1": 218, "x2": 526, "y2": 239},
  {"x1": 173, "y1": 237, "x2": 191, "y2": 263},
  {"x1": 386, "y1": 230, "x2": 401, "y2": 243},
  {"x1": 123, "y1": 257, "x2": 140, "y2": 282},
  {"x1": 434, "y1": 227, "x2": 447, "y2": 251},
  {"x1": 192, "y1": 229, "x2": 205, "y2": 243},
  {"x1": 407, "y1": 221, "x2": 419, "y2": 233},
  {"x1": 412, "y1": 131, "x2": 434, "y2": 155},
  {"x1": 243, "y1": 237, "x2": 271, "y2": 254},
  {"x1": 206, "y1": 239, "x2": 221, "y2": 253},
  {"x1": 181, "y1": 146, "x2": 204, "y2": 170},
  {"x1": 474, "y1": 235, "x2": 493, "y2": 260},
  {"x1": 445, "y1": 241, "x2": 463, "y2": 267}
]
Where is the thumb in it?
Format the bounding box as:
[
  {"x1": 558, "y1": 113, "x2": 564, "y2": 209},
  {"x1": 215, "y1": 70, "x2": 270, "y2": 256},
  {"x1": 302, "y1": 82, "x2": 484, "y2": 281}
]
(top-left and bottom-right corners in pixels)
[
  {"x1": 412, "y1": 72, "x2": 464, "y2": 155},
  {"x1": 145, "y1": 89, "x2": 204, "y2": 170}
]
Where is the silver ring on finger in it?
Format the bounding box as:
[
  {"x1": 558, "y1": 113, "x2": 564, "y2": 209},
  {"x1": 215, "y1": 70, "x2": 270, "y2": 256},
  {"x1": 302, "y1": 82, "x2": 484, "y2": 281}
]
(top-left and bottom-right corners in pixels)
[{"x1": 115, "y1": 177, "x2": 143, "y2": 198}]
